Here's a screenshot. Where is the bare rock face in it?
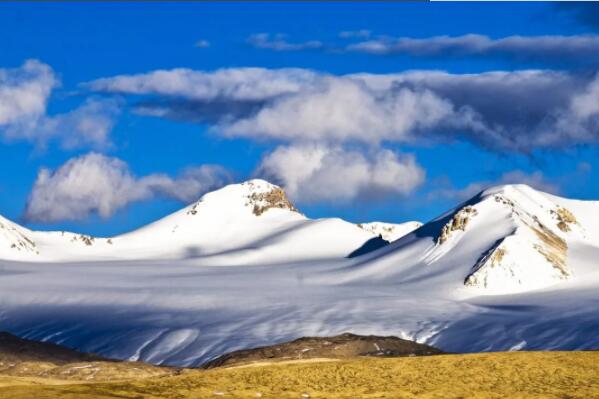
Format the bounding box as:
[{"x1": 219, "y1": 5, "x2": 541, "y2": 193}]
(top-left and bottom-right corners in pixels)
[
  {"x1": 437, "y1": 206, "x2": 478, "y2": 245},
  {"x1": 186, "y1": 201, "x2": 200, "y2": 216},
  {"x1": 72, "y1": 234, "x2": 95, "y2": 246},
  {"x1": 202, "y1": 333, "x2": 442, "y2": 369},
  {"x1": 247, "y1": 186, "x2": 298, "y2": 216},
  {"x1": 530, "y1": 220, "x2": 569, "y2": 277},
  {"x1": 552, "y1": 206, "x2": 578, "y2": 233}
]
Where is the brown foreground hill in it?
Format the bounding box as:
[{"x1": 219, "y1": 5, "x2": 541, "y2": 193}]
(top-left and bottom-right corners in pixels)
[
  {"x1": 1, "y1": 331, "x2": 599, "y2": 398},
  {"x1": 203, "y1": 332, "x2": 443, "y2": 368},
  {"x1": 0, "y1": 332, "x2": 173, "y2": 382}
]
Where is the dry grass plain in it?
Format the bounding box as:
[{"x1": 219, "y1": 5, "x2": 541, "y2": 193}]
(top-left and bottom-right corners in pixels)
[{"x1": 1, "y1": 351, "x2": 599, "y2": 399}]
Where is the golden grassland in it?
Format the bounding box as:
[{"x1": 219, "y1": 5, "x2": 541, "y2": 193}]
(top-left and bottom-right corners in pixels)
[{"x1": 1, "y1": 351, "x2": 599, "y2": 399}]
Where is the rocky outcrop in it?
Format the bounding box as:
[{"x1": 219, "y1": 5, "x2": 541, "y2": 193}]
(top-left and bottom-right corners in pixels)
[
  {"x1": 247, "y1": 186, "x2": 298, "y2": 216},
  {"x1": 71, "y1": 234, "x2": 95, "y2": 246},
  {"x1": 551, "y1": 206, "x2": 578, "y2": 233},
  {"x1": 530, "y1": 221, "x2": 568, "y2": 277},
  {"x1": 186, "y1": 202, "x2": 200, "y2": 216},
  {"x1": 437, "y1": 206, "x2": 478, "y2": 245}
]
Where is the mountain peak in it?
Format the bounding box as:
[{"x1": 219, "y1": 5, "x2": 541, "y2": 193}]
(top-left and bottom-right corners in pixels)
[
  {"x1": 479, "y1": 183, "x2": 552, "y2": 204},
  {"x1": 429, "y1": 183, "x2": 582, "y2": 294},
  {"x1": 193, "y1": 179, "x2": 298, "y2": 217}
]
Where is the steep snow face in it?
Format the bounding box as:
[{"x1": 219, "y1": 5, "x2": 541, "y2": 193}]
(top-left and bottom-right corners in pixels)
[
  {"x1": 0, "y1": 180, "x2": 377, "y2": 263},
  {"x1": 0, "y1": 216, "x2": 39, "y2": 261},
  {"x1": 461, "y1": 187, "x2": 573, "y2": 293},
  {"x1": 357, "y1": 221, "x2": 422, "y2": 242},
  {"x1": 345, "y1": 184, "x2": 599, "y2": 296}
]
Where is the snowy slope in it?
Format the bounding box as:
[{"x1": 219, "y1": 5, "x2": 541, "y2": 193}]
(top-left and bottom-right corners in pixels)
[
  {"x1": 1, "y1": 183, "x2": 599, "y2": 366},
  {"x1": 0, "y1": 180, "x2": 379, "y2": 263},
  {"x1": 357, "y1": 221, "x2": 422, "y2": 242},
  {"x1": 0, "y1": 215, "x2": 40, "y2": 261}
]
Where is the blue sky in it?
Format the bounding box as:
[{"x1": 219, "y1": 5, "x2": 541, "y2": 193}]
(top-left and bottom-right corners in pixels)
[{"x1": 1, "y1": 2, "x2": 599, "y2": 236}]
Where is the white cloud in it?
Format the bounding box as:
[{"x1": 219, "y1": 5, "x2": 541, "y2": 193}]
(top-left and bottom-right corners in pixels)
[
  {"x1": 570, "y1": 74, "x2": 599, "y2": 120},
  {"x1": 346, "y1": 34, "x2": 599, "y2": 61},
  {"x1": 247, "y1": 33, "x2": 323, "y2": 51},
  {"x1": 24, "y1": 153, "x2": 231, "y2": 222},
  {"x1": 4, "y1": 98, "x2": 120, "y2": 150},
  {"x1": 243, "y1": 32, "x2": 599, "y2": 62},
  {"x1": 88, "y1": 66, "x2": 599, "y2": 152},
  {"x1": 220, "y1": 77, "x2": 461, "y2": 144},
  {"x1": 255, "y1": 144, "x2": 425, "y2": 202},
  {"x1": 87, "y1": 67, "x2": 320, "y2": 101},
  {"x1": 0, "y1": 59, "x2": 57, "y2": 125},
  {"x1": 0, "y1": 60, "x2": 120, "y2": 150}
]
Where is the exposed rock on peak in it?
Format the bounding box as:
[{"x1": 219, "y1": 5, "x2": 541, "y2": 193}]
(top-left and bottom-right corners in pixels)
[
  {"x1": 190, "y1": 179, "x2": 299, "y2": 217},
  {"x1": 245, "y1": 183, "x2": 298, "y2": 216},
  {"x1": 552, "y1": 206, "x2": 578, "y2": 232},
  {"x1": 437, "y1": 205, "x2": 478, "y2": 245}
]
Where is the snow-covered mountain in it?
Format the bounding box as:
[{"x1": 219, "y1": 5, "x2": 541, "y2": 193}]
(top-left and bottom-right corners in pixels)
[
  {"x1": 0, "y1": 180, "x2": 390, "y2": 264},
  {"x1": 345, "y1": 184, "x2": 599, "y2": 295},
  {"x1": 1, "y1": 182, "x2": 599, "y2": 366}
]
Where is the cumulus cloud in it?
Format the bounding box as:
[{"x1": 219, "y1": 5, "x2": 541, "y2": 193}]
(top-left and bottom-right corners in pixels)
[
  {"x1": 4, "y1": 98, "x2": 120, "y2": 150},
  {"x1": 24, "y1": 153, "x2": 231, "y2": 222},
  {"x1": 0, "y1": 59, "x2": 57, "y2": 125},
  {"x1": 255, "y1": 144, "x2": 425, "y2": 202},
  {"x1": 80, "y1": 65, "x2": 599, "y2": 205},
  {"x1": 352, "y1": 69, "x2": 595, "y2": 151},
  {"x1": 0, "y1": 60, "x2": 120, "y2": 150},
  {"x1": 86, "y1": 66, "x2": 599, "y2": 152},
  {"x1": 220, "y1": 77, "x2": 462, "y2": 143},
  {"x1": 247, "y1": 33, "x2": 323, "y2": 51},
  {"x1": 431, "y1": 170, "x2": 560, "y2": 202},
  {"x1": 221, "y1": 69, "x2": 599, "y2": 151},
  {"x1": 346, "y1": 34, "x2": 599, "y2": 62}
]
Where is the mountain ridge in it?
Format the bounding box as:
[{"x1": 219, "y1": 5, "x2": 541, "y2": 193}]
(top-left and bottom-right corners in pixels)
[
  {"x1": 1, "y1": 181, "x2": 599, "y2": 366},
  {"x1": 0, "y1": 179, "x2": 418, "y2": 263}
]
